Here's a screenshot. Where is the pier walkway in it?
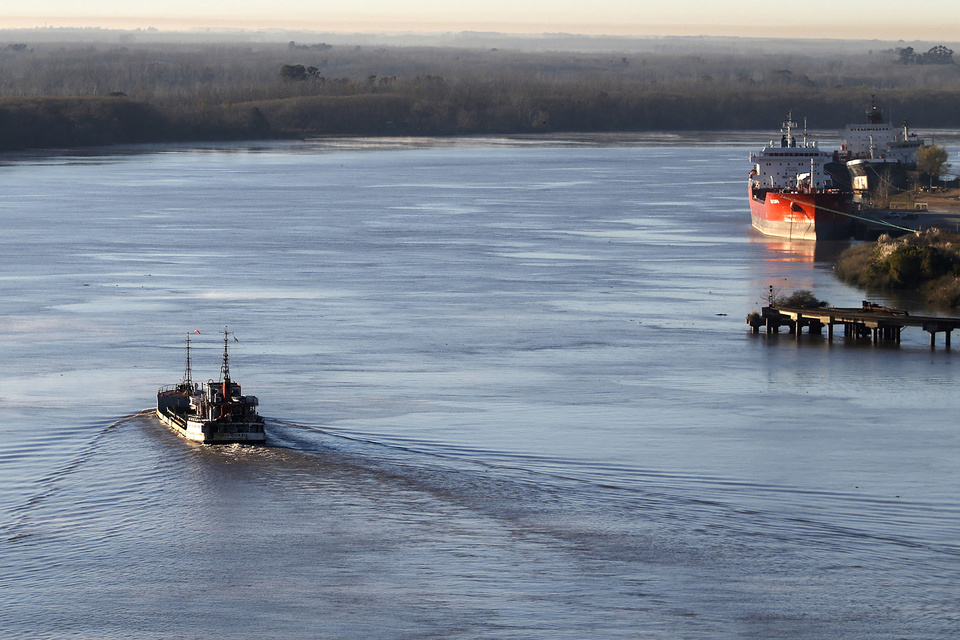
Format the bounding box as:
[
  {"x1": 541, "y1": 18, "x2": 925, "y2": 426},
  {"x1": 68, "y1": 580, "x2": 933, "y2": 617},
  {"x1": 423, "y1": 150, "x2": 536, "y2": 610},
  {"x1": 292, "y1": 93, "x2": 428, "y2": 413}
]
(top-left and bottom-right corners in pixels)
[{"x1": 749, "y1": 302, "x2": 960, "y2": 347}]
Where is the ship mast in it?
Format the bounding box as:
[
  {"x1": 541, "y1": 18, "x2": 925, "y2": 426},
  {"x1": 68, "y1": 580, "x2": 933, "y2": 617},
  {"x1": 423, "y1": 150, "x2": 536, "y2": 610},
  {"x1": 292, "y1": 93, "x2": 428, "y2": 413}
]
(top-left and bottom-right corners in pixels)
[
  {"x1": 783, "y1": 111, "x2": 796, "y2": 141},
  {"x1": 220, "y1": 326, "x2": 231, "y2": 384},
  {"x1": 777, "y1": 111, "x2": 800, "y2": 149},
  {"x1": 182, "y1": 333, "x2": 193, "y2": 388}
]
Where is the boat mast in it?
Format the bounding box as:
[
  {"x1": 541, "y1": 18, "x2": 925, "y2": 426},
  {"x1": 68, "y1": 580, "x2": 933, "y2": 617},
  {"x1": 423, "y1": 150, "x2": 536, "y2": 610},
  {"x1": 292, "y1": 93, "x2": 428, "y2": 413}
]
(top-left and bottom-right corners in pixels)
[
  {"x1": 220, "y1": 326, "x2": 231, "y2": 383},
  {"x1": 182, "y1": 333, "x2": 193, "y2": 387},
  {"x1": 783, "y1": 111, "x2": 796, "y2": 145}
]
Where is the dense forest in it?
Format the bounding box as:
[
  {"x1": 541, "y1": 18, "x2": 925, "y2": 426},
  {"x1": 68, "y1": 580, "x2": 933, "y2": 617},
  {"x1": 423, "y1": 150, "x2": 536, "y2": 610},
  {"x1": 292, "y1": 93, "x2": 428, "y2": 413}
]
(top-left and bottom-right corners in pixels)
[{"x1": 0, "y1": 34, "x2": 959, "y2": 150}]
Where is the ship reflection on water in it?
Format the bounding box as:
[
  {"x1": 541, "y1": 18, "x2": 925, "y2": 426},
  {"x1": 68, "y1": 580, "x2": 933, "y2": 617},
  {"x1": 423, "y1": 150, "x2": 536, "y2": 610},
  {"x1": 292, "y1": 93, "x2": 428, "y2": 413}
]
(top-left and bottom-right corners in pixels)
[{"x1": 753, "y1": 237, "x2": 851, "y2": 264}]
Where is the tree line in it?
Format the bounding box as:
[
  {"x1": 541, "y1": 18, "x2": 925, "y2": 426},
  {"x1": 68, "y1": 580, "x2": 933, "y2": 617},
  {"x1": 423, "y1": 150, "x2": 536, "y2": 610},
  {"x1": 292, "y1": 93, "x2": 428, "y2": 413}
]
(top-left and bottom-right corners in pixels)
[
  {"x1": 0, "y1": 38, "x2": 959, "y2": 150},
  {"x1": 896, "y1": 45, "x2": 955, "y2": 65}
]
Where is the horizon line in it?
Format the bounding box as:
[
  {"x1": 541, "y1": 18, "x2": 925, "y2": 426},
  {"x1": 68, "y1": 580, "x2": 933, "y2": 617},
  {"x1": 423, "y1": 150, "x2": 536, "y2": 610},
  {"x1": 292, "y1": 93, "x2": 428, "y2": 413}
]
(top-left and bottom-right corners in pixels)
[
  {"x1": 0, "y1": 23, "x2": 953, "y2": 45},
  {"x1": 0, "y1": 17, "x2": 956, "y2": 43}
]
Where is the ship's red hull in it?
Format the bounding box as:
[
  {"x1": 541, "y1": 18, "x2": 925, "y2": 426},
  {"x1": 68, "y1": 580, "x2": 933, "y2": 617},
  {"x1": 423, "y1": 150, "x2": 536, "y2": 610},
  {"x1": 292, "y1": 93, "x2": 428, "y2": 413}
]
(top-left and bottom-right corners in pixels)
[{"x1": 749, "y1": 185, "x2": 853, "y2": 241}]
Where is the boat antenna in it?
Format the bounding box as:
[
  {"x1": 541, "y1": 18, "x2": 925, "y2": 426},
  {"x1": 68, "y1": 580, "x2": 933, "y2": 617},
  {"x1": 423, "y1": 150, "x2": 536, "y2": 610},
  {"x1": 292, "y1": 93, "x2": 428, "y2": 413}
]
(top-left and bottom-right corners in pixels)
[
  {"x1": 182, "y1": 333, "x2": 193, "y2": 387},
  {"x1": 220, "y1": 326, "x2": 231, "y2": 383}
]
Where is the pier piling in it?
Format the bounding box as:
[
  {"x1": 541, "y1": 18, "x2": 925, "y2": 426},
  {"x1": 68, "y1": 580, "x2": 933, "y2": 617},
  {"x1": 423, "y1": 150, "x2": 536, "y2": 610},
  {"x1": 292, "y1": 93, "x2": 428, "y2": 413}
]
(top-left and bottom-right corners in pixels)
[{"x1": 756, "y1": 303, "x2": 960, "y2": 349}]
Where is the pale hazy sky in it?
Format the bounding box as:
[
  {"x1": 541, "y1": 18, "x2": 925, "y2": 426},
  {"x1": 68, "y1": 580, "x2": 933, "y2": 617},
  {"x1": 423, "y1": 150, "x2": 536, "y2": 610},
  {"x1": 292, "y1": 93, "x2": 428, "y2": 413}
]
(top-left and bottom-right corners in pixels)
[{"x1": 4, "y1": 0, "x2": 960, "y2": 41}]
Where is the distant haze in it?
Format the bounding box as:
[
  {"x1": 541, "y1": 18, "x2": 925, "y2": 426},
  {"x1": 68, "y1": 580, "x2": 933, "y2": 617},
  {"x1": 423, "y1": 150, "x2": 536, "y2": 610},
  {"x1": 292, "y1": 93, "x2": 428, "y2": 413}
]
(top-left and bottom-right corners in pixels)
[{"x1": 5, "y1": 0, "x2": 960, "y2": 41}]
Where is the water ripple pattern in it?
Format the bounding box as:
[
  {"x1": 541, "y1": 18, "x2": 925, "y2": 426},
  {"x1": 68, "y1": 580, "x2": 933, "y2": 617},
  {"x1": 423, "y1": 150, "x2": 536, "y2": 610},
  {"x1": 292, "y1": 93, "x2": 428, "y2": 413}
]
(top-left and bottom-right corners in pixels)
[{"x1": 1, "y1": 136, "x2": 959, "y2": 638}]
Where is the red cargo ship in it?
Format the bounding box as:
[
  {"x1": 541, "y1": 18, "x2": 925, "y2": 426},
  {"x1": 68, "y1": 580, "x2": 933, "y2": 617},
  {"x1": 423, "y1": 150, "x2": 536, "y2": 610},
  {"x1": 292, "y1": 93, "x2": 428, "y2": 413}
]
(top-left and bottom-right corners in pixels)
[{"x1": 749, "y1": 113, "x2": 853, "y2": 241}]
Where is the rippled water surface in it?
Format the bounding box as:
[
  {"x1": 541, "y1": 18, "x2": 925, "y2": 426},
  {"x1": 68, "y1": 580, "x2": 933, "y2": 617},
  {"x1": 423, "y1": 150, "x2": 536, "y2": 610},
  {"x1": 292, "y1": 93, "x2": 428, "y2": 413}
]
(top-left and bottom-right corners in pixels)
[{"x1": 2, "y1": 136, "x2": 959, "y2": 638}]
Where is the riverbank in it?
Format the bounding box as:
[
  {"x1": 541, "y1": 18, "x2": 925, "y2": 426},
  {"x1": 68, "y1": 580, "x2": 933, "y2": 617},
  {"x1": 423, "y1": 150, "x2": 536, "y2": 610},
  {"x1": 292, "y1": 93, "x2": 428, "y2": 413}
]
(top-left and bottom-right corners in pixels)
[
  {"x1": 911, "y1": 188, "x2": 960, "y2": 231},
  {"x1": 853, "y1": 188, "x2": 960, "y2": 238},
  {"x1": 835, "y1": 209, "x2": 960, "y2": 307}
]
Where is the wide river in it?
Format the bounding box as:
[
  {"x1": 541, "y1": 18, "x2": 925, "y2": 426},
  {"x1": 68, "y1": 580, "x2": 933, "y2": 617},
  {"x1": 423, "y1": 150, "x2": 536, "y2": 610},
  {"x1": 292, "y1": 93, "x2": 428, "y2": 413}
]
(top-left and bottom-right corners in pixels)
[{"x1": 1, "y1": 135, "x2": 959, "y2": 638}]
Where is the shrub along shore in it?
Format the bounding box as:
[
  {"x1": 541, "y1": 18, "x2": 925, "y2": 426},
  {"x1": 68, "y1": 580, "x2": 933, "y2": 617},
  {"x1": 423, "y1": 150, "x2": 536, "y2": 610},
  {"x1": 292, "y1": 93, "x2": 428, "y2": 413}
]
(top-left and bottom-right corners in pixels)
[{"x1": 836, "y1": 225, "x2": 960, "y2": 309}]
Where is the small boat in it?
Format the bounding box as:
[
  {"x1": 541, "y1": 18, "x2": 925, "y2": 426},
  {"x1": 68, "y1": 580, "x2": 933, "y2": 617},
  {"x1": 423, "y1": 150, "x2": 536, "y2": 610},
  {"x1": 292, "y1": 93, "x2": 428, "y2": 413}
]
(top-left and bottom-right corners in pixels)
[{"x1": 156, "y1": 328, "x2": 265, "y2": 444}]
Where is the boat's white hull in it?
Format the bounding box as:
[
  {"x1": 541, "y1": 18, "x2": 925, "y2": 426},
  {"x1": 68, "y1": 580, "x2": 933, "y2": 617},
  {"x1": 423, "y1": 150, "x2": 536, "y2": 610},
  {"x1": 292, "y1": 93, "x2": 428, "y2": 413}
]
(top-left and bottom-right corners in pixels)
[{"x1": 156, "y1": 409, "x2": 266, "y2": 444}]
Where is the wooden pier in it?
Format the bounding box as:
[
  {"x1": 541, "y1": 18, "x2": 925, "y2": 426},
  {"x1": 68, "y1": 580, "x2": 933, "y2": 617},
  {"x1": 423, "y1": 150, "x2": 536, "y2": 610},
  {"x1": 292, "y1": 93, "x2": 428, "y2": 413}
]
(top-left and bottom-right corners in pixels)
[{"x1": 748, "y1": 301, "x2": 960, "y2": 348}]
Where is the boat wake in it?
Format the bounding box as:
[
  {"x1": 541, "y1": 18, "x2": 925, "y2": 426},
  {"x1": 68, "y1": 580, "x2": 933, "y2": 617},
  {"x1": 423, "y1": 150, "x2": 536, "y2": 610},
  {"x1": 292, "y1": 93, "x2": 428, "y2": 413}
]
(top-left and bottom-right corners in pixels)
[
  {"x1": 263, "y1": 418, "x2": 960, "y2": 563},
  {"x1": 3, "y1": 412, "x2": 957, "y2": 640},
  {"x1": 2, "y1": 411, "x2": 147, "y2": 542}
]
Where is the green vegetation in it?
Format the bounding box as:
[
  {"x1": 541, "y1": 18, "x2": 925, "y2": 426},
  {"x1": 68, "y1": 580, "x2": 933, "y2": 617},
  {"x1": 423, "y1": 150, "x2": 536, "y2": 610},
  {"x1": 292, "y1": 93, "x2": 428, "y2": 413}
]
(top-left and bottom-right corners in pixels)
[
  {"x1": 772, "y1": 290, "x2": 829, "y2": 308},
  {"x1": 896, "y1": 45, "x2": 955, "y2": 65},
  {"x1": 916, "y1": 144, "x2": 951, "y2": 181},
  {"x1": 747, "y1": 289, "x2": 827, "y2": 326},
  {"x1": 1, "y1": 36, "x2": 960, "y2": 150},
  {"x1": 835, "y1": 230, "x2": 960, "y2": 308}
]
